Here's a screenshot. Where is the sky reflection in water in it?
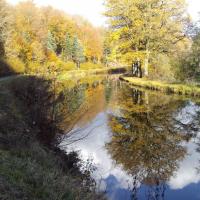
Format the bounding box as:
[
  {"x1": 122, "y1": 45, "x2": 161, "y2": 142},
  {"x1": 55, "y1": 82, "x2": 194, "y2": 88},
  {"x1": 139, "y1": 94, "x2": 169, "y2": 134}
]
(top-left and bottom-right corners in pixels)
[{"x1": 60, "y1": 78, "x2": 200, "y2": 200}]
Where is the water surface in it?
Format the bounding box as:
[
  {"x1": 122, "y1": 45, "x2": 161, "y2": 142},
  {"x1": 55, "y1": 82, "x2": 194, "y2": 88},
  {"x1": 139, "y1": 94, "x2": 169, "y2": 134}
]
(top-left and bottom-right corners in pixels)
[{"x1": 60, "y1": 76, "x2": 200, "y2": 200}]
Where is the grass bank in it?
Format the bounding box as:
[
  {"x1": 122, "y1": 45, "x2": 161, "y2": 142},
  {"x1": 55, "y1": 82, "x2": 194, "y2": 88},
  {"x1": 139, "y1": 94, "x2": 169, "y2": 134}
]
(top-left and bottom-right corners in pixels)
[
  {"x1": 120, "y1": 77, "x2": 200, "y2": 97},
  {"x1": 0, "y1": 76, "x2": 104, "y2": 200},
  {"x1": 59, "y1": 66, "x2": 127, "y2": 80}
]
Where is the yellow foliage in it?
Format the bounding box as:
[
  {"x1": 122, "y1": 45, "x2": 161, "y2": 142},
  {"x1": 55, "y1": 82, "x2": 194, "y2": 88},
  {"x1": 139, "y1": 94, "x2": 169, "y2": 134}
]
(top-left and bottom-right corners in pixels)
[
  {"x1": 26, "y1": 61, "x2": 41, "y2": 74},
  {"x1": 47, "y1": 52, "x2": 58, "y2": 62},
  {"x1": 6, "y1": 58, "x2": 25, "y2": 74},
  {"x1": 81, "y1": 62, "x2": 104, "y2": 70},
  {"x1": 55, "y1": 60, "x2": 76, "y2": 71}
]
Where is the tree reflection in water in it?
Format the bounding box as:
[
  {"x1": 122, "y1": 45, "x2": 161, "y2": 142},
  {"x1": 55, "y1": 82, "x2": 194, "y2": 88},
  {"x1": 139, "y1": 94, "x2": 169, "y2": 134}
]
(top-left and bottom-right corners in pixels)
[
  {"x1": 57, "y1": 77, "x2": 200, "y2": 199},
  {"x1": 106, "y1": 86, "x2": 192, "y2": 199}
]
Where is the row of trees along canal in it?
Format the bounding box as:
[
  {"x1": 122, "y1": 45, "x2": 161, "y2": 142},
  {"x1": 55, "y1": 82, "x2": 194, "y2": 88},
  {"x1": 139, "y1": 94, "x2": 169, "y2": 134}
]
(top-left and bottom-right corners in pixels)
[{"x1": 104, "y1": 0, "x2": 200, "y2": 81}]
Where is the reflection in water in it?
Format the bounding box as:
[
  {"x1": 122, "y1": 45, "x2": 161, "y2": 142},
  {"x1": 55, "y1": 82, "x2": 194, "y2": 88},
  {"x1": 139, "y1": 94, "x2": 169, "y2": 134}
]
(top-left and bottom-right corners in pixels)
[{"x1": 59, "y1": 76, "x2": 200, "y2": 200}]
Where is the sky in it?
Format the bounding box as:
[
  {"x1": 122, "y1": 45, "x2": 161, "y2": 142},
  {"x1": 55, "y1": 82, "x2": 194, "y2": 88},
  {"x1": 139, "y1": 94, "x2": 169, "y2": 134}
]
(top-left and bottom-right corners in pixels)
[{"x1": 6, "y1": 0, "x2": 200, "y2": 26}]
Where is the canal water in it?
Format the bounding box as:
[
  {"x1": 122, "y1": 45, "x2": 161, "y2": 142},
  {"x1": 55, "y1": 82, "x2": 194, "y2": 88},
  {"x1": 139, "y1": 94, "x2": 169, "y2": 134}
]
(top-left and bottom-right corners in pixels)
[{"x1": 60, "y1": 75, "x2": 200, "y2": 200}]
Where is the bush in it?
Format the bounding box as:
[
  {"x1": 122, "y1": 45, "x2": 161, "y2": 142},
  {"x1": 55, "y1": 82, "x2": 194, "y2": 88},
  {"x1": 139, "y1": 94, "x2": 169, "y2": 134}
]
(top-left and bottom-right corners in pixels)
[
  {"x1": 56, "y1": 60, "x2": 76, "y2": 71},
  {"x1": 25, "y1": 61, "x2": 42, "y2": 74},
  {"x1": 45, "y1": 60, "x2": 76, "y2": 73},
  {"x1": 6, "y1": 58, "x2": 25, "y2": 74}
]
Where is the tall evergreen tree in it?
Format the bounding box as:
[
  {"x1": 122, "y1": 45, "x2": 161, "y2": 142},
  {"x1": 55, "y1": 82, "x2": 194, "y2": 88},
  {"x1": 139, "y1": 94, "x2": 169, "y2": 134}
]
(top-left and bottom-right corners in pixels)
[
  {"x1": 47, "y1": 31, "x2": 57, "y2": 53},
  {"x1": 64, "y1": 33, "x2": 73, "y2": 61},
  {"x1": 72, "y1": 36, "x2": 85, "y2": 68}
]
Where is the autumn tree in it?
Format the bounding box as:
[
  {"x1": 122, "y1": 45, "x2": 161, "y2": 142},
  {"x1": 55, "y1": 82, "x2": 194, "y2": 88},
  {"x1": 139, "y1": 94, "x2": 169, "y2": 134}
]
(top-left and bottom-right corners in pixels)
[
  {"x1": 1, "y1": 0, "x2": 104, "y2": 75},
  {"x1": 74, "y1": 18, "x2": 104, "y2": 63},
  {"x1": 105, "y1": 0, "x2": 189, "y2": 76},
  {"x1": 5, "y1": 1, "x2": 45, "y2": 63}
]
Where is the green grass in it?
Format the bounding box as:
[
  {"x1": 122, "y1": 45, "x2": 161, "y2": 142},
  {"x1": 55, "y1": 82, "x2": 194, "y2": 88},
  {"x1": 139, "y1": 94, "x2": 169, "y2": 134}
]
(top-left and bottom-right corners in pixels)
[{"x1": 121, "y1": 77, "x2": 200, "y2": 97}]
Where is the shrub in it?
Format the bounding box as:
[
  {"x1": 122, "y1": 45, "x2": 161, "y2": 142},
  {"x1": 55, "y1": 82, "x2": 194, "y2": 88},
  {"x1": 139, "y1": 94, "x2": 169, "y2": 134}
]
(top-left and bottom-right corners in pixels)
[
  {"x1": 56, "y1": 60, "x2": 76, "y2": 71},
  {"x1": 26, "y1": 61, "x2": 42, "y2": 74},
  {"x1": 45, "y1": 60, "x2": 76, "y2": 73},
  {"x1": 6, "y1": 57, "x2": 25, "y2": 74}
]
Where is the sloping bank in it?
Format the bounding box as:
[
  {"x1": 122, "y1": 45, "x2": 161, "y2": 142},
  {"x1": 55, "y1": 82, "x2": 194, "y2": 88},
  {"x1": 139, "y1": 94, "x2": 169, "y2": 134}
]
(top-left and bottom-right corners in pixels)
[
  {"x1": 120, "y1": 76, "x2": 200, "y2": 97},
  {"x1": 0, "y1": 76, "x2": 105, "y2": 200}
]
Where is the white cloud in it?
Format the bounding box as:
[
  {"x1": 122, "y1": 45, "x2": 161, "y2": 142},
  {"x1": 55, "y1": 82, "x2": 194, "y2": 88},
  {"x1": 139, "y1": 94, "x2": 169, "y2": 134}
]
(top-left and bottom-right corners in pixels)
[
  {"x1": 60, "y1": 113, "x2": 134, "y2": 190},
  {"x1": 168, "y1": 138, "x2": 200, "y2": 189}
]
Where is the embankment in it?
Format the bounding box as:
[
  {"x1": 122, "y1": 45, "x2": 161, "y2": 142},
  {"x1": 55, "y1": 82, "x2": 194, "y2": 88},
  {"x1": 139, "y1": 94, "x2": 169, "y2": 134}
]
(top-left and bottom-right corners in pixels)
[
  {"x1": 0, "y1": 76, "x2": 104, "y2": 200},
  {"x1": 120, "y1": 77, "x2": 200, "y2": 97}
]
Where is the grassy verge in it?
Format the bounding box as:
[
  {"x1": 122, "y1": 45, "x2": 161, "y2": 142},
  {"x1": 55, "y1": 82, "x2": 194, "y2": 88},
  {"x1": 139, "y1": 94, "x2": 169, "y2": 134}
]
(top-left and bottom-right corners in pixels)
[
  {"x1": 59, "y1": 66, "x2": 127, "y2": 80},
  {"x1": 120, "y1": 77, "x2": 200, "y2": 97},
  {"x1": 0, "y1": 76, "x2": 104, "y2": 200}
]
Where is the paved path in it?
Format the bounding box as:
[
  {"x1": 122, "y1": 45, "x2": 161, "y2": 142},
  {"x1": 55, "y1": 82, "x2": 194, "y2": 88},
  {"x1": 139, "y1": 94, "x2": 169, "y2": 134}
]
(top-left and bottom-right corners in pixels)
[{"x1": 0, "y1": 75, "x2": 21, "y2": 83}]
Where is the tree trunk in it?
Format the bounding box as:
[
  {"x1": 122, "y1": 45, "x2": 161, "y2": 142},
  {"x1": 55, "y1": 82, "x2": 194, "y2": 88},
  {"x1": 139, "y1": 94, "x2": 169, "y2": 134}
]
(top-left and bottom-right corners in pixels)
[
  {"x1": 76, "y1": 61, "x2": 80, "y2": 69},
  {"x1": 144, "y1": 49, "x2": 150, "y2": 77},
  {"x1": 138, "y1": 63, "x2": 142, "y2": 78}
]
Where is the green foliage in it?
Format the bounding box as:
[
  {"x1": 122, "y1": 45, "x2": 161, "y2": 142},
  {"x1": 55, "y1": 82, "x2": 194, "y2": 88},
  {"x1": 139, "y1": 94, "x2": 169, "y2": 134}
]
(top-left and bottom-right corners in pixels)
[
  {"x1": 47, "y1": 31, "x2": 57, "y2": 53},
  {"x1": 72, "y1": 36, "x2": 85, "y2": 67},
  {"x1": 176, "y1": 27, "x2": 200, "y2": 82},
  {"x1": 0, "y1": 149, "x2": 74, "y2": 200},
  {"x1": 103, "y1": 35, "x2": 112, "y2": 66},
  {"x1": 63, "y1": 33, "x2": 73, "y2": 61}
]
